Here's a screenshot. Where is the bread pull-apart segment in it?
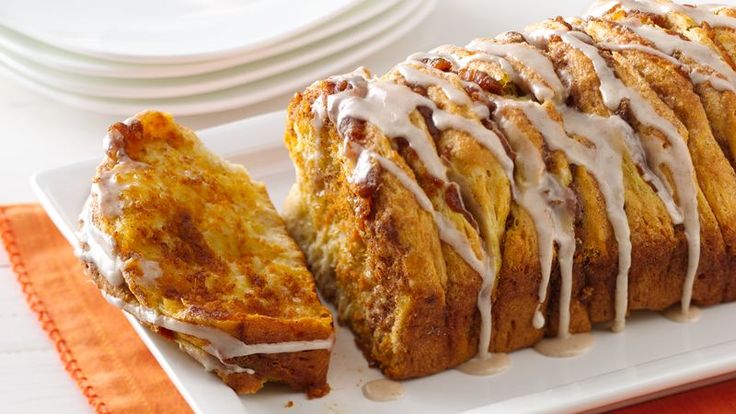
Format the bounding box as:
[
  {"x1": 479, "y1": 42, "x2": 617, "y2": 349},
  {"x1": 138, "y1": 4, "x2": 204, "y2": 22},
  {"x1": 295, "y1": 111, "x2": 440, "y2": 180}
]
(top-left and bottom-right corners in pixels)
[
  {"x1": 284, "y1": 0, "x2": 736, "y2": 379},
  {"x1": 76, "y1": 110, "x2": 334, "y2": 397},
  {"x1": 587, "y1": 0, "x2": 736, "y2": 300}
]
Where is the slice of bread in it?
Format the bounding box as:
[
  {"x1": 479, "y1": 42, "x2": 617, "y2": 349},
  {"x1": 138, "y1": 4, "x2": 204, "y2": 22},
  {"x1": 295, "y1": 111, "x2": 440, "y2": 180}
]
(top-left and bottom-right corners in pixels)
[{"x1": 76, "y1": 111, "x2": 334, "y2": 397}]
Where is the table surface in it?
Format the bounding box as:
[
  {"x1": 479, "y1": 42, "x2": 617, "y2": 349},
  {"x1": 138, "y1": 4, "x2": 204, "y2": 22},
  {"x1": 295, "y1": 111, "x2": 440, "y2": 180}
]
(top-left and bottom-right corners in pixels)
[{"x1": 0, "y1": 0, "x2": 714, "y2": 412}]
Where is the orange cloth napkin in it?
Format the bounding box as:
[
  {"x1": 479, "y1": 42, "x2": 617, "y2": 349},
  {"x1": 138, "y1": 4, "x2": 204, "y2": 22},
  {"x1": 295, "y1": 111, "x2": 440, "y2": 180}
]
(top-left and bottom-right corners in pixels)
[
  {"x1": 0, "y1": 204, "x2": 192, "y2": 414},
  {"x1": 1, "y1": 203, "x2": 735, "y2": 414}
]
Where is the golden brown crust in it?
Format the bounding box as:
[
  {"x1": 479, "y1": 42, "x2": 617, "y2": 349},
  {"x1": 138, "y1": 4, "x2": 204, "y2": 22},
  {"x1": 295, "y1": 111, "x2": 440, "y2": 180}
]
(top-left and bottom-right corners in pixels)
[{"x1": 79, "y1": 111, "x2": 333, "y2": 395}]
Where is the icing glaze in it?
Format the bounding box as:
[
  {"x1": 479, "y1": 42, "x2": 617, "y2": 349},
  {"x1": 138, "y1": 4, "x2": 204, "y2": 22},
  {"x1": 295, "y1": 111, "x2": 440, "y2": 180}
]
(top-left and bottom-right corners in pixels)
[
  {"x1": 534, "y1": 333, "x2": 594, "y2": 357},
  {"x1": 362, "y1": 379, "x2": 405, "y2": 402},
  {"x1": 527, "y1": 27, "x2": 701, "y2": 317},
  {"x1": 76, "y1": 196, "x2": 125, "y2": 286},
  {"x1": 456, "y1": 353, "x2": 510, "y2": 376},
  {"x1": 101, "y1": 292, "x2": 333, "y2": 361},
  {"x1": 616, "y1": 20, "x2": 736, "y2": 92},
  {"x1": 467, "y1": 39, "x2": 566, "y2": 101},
  {"x1": 663, "y1": 304, "x2": 702, "y2": 323},
  {"x1": 588, "y1": 0, "x2": 736, "y2": 30},
  {"x1": 178, "y1": 341, "x2": 256, "y2": 375}
]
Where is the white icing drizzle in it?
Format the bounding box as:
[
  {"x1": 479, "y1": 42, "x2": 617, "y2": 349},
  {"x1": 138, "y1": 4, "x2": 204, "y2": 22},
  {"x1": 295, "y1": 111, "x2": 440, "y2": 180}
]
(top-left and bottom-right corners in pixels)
[
  {"x1": 432, "y1": 110, "x2": 513, "y2": 179},
  {"x1": 521, "y1": 35, "x2": 683, "y2": 223},
  {"x1": 397, "y1": 30, "x2": 703, "y2": 338},
  {"x1": 534, "y1": 332, "x2": 594, "y2": 357},
  {"x1": 362, "y1": 379, "x2": 405, "y2": 402},
  {"x1": 389, "y1": 63, "x2": 516, "y2": 181},
  {"x1": 425, "y1": 31, "x2": 697, "y2": 334},
  {"x1": 349, "y1": 149, "x2": 374, "y2": 184},
  {"x1": 402, "y1": 53, "x2": 621, "y2": 338},
  {"x1": 454, "y1": 49, "x2": 520, "y2": 81},
  {"x1": 76, "y1": 196, "x2": 126, "y2": 286},
  {"x1": 327, "y1": 76, "x2": 449, "y2": 181},
  {"x1": 599, "y1": 41, "x2": 682, "y2": 65},
  {"x1": 91, "y1": 158, "x2": 145, "y2": 217},
  {"x1": 311, "y1": 94, "x2": 327, "y2": 132},
  {"x1": 398, "y1": 57, "x2": 580, "y2": 336},
  {"x1": 178, "y1": 341, "x2": 256, "y2": 375},
  {"x1": 616, "y1": 20, "x2": 736, "y2": 92},
  {"x1": 674, "y1": 3, "x2": 736, "y2": 29},
  {"x1": 101, "y1": 292, "x2": 333, "y2": 361},
  {"x1": 495, "y1": 112, "x2": 577, "y2": 338},
  {"x1": 417, "y1": 43, "x2": 525, "y2": 90},
  {"x1": 663, "y1": 304, "x2": 702, "y2": 323},
  {"x1": 556, "y1": 109, "x2": 633, "y2": 331},
  {"x1": 374, "y1": 152, "x2": 494, "y2": 305},
  {"x1": 601, "y1": 41, "x2": 736, "y2": 92},
  {"x1": 92, "y1": 178, "x2": 126, "y2": 217},
  {"x1": 396, "y1": 63, "x2": 491, "y2": 118},
  {"x1": 445, "y1": 41, "x2": 695, "y2": 333},
  {"x1": 138, "y1": 258, "x2": 162, "y2": 285},
  {"x1": 466, "y1": 39, "x2": 566, "y2": 102},
  {"x1": 588, "y1": 0, "x2": 736, "y2": 30},
  {"x1": 76, "y1": 133, "x2": 148, "y2": 286},
  {"x1": 456, "y1": 352, "x2": 510, "y2": 376},
  {"x1": 506, "y1": 101, "x2": 635, "y2": 333},
  {"x1": 527, "y1": 28, "x2": 701, "y2": 317},
  {"x1": 532, "y1": 310, "x2": 546, "y2": 330}
]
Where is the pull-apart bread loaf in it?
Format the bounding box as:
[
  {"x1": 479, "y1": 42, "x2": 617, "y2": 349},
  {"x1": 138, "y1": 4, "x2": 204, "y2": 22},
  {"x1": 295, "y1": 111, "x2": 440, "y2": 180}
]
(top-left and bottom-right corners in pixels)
[
  {"x1": 76, "y1": 111, "x2": 334, "y2": 397},
  {"x1": 284, "y1": 0, "x2": 736, "y2": 379}
]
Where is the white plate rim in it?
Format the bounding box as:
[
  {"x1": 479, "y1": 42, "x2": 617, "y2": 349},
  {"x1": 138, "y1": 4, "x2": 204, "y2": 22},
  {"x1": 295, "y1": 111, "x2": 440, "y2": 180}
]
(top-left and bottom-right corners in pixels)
[
  {"x1": 0, "y1": 0, "x2": 402, "y2": 79},
  {"x1": 30, "y1": 110, "x2": 736, "y2": 414},
  {"x1": 0, "y1": 0, "x2": 364, "y2": 63},
  {"x1": 0, "y1": 0, "x2": 433, "y2": 116},
  {"x1": 0, "y1": 0, "x2": 419, "y2": 99}
]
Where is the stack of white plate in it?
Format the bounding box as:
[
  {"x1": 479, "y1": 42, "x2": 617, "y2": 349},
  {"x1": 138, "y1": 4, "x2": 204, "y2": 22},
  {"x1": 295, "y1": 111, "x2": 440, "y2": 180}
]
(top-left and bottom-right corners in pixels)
[{"x1": 0, "y1": 0, "x2": 433, "y2": 116}]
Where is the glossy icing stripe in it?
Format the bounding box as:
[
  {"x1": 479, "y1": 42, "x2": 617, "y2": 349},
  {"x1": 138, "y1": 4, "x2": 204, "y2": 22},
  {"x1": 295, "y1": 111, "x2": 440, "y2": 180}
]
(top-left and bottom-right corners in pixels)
[
  {"x1": 101, "y1": 292, "x2": 333, "y2": 362},
  {"x1": 527, "y1": 28, "x2": 701, "y2": 316},
  {"x1": 511, "y1": 101, "x2": 633, "y2": 332},
  {"x1": 618, "y1": 20, "x2": 736, "y2": 91},
  {"x1": 76, "y1": 196, "x2": 125, "y2": 286},
  {"x1": 588, "y1": 0, "x2": 736, "y2": 29},
  {"x1": 495, "y1": 113, "x2": 577, "y2": 336},
  {"x1": 327, "y1": 74, "x2": 449, "y2": 181},
  {"x1": 397, "y1": 63, "x2": 491, "y2": 118},
  {"x1": 466, "y1": 39, "x2": 566, "y2": 101},
  {"x1": 600, "y1": 41, "x2": 735, "y2": 92}
]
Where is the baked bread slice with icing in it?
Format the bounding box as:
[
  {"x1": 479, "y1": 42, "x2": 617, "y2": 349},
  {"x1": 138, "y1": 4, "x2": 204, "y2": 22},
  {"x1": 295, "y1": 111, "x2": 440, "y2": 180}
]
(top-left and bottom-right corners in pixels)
[
  {"x1": 283, "y1": 0, "x2": 736, "y2": 379},
  {"x1": 76, "y1": 111, "x2": 334, "y2": 397}
]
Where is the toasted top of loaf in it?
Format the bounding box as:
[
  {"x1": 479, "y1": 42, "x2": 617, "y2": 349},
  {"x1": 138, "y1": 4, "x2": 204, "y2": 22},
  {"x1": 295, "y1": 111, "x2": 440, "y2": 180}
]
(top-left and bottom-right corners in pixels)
[{"x1": 83, "y1": 111, "x2": 332, "y2": 344}]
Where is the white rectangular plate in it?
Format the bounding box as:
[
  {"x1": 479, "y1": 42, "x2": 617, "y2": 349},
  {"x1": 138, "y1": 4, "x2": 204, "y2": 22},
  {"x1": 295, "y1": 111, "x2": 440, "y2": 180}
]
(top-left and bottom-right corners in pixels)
[{"x1": 32, "y1": 111, "x2": 736, "y2": 413}]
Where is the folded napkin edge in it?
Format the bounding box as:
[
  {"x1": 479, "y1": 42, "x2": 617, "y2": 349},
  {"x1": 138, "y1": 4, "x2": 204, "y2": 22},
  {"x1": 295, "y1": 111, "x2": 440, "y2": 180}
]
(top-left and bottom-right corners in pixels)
[{"x1": 0, "y1": 205, "x2": 111, "y2": 414}]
